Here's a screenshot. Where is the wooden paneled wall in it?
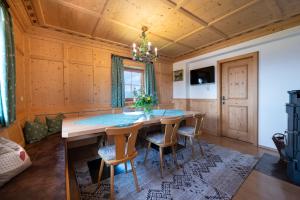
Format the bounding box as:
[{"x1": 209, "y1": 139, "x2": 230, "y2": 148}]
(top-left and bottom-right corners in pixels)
[
  {"x1": 173, "y1": 99, "x2": 218, "y2": 135},
  {"x1": 14, "y1": 13, "x2": 26, "y2": 125},
  {"x1": 155, "y1": 61, "x2": 173, "y2": 107},
  {"x1": 22, "y1": 27, "x2": 173, "y2": 119}
]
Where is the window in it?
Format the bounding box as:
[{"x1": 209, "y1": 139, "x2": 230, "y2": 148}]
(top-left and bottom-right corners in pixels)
[{"x1": 124, "y1": 68, "x2": 143, "y2": 100}]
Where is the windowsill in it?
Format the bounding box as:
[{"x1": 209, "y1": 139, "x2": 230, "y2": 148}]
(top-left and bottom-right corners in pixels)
[{"x1": 125, "y1": 100, "x2": 134, "y2": 106}]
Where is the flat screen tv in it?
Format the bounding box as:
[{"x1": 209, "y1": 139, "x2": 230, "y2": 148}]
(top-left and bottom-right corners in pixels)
[{"x1": 190, "y1": 66, "x2": 215, "y2": 85}]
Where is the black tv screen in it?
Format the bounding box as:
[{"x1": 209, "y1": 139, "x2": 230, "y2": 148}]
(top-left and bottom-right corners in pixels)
[{"x1": 190, "y1": 66, "x2": 215, "y2": 85}]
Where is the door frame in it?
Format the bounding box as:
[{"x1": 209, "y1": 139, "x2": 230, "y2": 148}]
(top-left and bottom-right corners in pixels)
[{"x1": 216, "y1": 52, "x2": 259, "y2": 146}]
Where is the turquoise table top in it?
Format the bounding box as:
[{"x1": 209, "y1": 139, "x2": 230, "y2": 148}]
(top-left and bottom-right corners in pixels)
[{"x1": 74, "y1": 109, "x2": 184, "y2": 127}]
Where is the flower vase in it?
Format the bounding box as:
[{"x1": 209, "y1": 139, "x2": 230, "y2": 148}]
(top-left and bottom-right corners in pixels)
[{"x1": 144, "y1": 108, "x2": 152, "y2": 120}]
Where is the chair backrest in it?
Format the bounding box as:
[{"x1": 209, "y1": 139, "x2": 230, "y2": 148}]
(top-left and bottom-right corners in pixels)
[
  {"x1": 105, "y1": 123, "x2": 143, "y2": 160},
  {"x1": 194, "y1": 113, "x2": 205, "y2": 136},
  {"x1": 161, "y1": 117, "x2": 182, "y2": 145}
]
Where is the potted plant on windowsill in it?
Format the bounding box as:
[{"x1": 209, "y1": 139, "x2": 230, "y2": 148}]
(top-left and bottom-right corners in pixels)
[{"x1": 132, "y1": 89, "x2": 154, "y2": 120}]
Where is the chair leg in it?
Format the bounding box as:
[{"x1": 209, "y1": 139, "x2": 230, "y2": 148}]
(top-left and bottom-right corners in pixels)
[
  {"x1": 110, "y1": 165, "x2": 115, "y2": 200},
  {"x1": 130, "y1": 159, "x2": 140, "y2": 192},
  {"x1": 159, "y1": 147, "x2": 164, "y2": 178},
  {"x1": 172, "y1": 145, "x2": 179, "y2": 169},
  {"x1": 97, "y1": 159, "x2": 105, "y2": 188},
  {"x1": 144, "y1": 141, "x2": 151, "y2": 163},
  {"x1": 184, "y1": 136, "x2": 187, "y2": 147},
  {"x1": 189, "y1": 137, "x2": 195, "y2": 159},
  {"x1": 197, "y1": 139, "x2": 205, "y2": 156},
  {"x1": 125, "y1": 162, "x2": 128, "y2": 173}
]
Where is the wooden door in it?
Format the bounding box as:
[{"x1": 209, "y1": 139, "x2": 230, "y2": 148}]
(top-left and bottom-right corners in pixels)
[{"x1": 220, "y1": 53, "x2": 258, "y2": 144}]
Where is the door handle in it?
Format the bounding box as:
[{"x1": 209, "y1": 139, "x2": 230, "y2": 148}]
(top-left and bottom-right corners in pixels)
[{"x1": 222, "y1": 96, "x2": 226, "y2": 105}]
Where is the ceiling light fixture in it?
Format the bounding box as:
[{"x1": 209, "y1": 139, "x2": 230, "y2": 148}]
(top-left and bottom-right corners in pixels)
[{"x1": 132, "y1": 26, "x2": 158, "y2": 63}]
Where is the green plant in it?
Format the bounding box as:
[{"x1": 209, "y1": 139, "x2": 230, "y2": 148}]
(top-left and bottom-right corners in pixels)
[{"x1": 132, "y1": 89, "x2": 154, "y2": 114}]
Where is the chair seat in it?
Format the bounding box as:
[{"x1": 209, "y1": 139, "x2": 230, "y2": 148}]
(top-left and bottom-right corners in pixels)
[
  {"x1": 146, "y1": 132, "x2": 165, "y2": 145},
  {"x1": 98, "y1": 145, "x2": 116, "y2": 161},
  {"x1": 178, "y1": 126, "x2": 195, "y2": 137}
]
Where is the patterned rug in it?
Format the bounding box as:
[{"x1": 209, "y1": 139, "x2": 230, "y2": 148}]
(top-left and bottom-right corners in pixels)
[{"x1": 74, "y1": 142, "x2": 258, "y2": 200}]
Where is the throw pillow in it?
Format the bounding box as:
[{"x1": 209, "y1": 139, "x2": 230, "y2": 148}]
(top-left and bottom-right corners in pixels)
[
  {"x1": 46, "y1": 113, "x2": 65, "y2": 135},
  {"x1": 24, "y1": 118, "x2": 48, "y2": 144}
]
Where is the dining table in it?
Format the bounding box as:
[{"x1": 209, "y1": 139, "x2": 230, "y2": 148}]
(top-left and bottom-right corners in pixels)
[
  {"x1": 62, "y1": 109, "x2": 198, "y2": 198},
  {"x1": 62, "y1": 109, "x2": 197, "y2": 141}
]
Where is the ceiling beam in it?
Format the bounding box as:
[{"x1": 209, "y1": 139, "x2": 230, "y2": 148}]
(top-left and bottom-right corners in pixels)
[
  {"x1": 149, "y1": 32, "x2": 194, "y2": 49},
  {"x1": 208, "y1": 0, "x2": 260, "y2": 25},
  {"x1": 91, "y1": 0, "x2": 110, "y2": 37},
  {"x1": 159, "y1": 0, "x2": 259, "y2": 51},
  {"x1": 160, "y1": 0, "x2": 228, "y2": 37}
]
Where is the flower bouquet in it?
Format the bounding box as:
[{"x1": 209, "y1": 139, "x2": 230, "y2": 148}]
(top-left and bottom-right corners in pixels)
[{"x1": 133, "y1": 89, "x2": 154, "y2": 119}]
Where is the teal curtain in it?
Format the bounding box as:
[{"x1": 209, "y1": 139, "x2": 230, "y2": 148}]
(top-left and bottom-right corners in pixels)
[
  {"x1": 0, "y1": 2, "x2": 16, "y2": 127},
  {"x1": 145, "y1": 63, "x2": 158, "y2": 104},
  {"x1": 111, "y1": 55, "x2": 125, "y2": 108}
]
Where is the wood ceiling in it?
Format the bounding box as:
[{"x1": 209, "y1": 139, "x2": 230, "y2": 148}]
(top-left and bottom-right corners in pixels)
[{"x1": 19, "y1": 0, "x2": 300, "y2": 58}]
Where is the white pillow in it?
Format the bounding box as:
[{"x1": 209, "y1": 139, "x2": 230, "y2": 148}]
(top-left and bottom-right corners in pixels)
[{"x1": 0, "y1": 137, "x2": 32, "y2": 187}]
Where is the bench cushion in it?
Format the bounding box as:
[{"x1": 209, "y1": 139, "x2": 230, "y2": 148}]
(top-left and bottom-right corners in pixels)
[{"x1": 0, "y1": 137, "x2": 31, "y2": 187}]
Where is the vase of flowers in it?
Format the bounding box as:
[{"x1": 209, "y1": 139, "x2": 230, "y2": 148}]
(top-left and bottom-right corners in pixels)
[{"x1": 133, "y1": 89, "x2": 154, "y2": 120}]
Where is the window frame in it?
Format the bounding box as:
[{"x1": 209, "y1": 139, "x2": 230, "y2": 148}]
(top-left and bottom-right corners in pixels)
[{"x1": 124, "y1": 67, "x2": 144, "y2": 102}]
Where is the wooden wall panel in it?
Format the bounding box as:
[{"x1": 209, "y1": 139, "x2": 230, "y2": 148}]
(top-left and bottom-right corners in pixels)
[
  {"x1": 68, "y1": 64, "x2": 94, "y2": 105},
  {"x1": 94, "y1": 66, "x2": 111, "y2": 106},
  {"x1": 189, "y1": 99, "x2": 218, "y2": 135},
  {"x1": 93, "y1": 48, "x2": 111, "y2": 67},
  {"x1": 173, "y1": 99, "x2": 188, "y2": 110},
  {"x1": 68, "y1": 45, "x2": 93, "y2": 65},
  {"x1": 173, "y1": 98, "x2": 218, "y2": 135},
  {"x1": 15, "y1": 50, "x2": 25, "y2": 113},
  {"x1": 30, "y1": 59, "x2": 64, "y2": 107},
  {"x1": 29, "y1": 38, "x2": 63, "y2": 60},
  {"x1": 14, "y1": 17, "x2": 26, "y2": 125},
  {"x1": 155, "y1": 61, "x2": 173, "y2": 106}
]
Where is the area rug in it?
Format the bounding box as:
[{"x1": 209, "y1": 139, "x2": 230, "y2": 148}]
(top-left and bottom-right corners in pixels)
[{"x1": 74, "y1": 142, "x2": 258, "y2": 200}]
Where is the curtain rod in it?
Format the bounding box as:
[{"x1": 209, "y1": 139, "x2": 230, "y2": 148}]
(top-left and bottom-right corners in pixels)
[
  {"x1": 111, "y1": 54, "x2": 153, "y2": 64},
  {"x1": 111, "y1": 54, "x2": 154, "y2": 64},
  {"x1": 111, "y1": 54, "x2": 132, "y2": 60}
]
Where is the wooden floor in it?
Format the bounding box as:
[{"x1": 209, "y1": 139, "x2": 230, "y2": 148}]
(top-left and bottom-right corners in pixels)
[{"x1": 68, "y1": 133, "x2": 300, "y2": 200}]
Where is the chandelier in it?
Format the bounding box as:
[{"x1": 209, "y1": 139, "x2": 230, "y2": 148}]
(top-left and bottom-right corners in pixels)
[{"x1": 132, "y1": 26, "x2": 158, "y2": 63}]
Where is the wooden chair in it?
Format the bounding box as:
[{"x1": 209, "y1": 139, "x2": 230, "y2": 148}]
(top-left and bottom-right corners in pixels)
[
  {"x1": 178, "y1": 113, "x2": 205, "y2": 159},
  {"x1": 97, "y1": 122, "x2": 143, "y2": 200},
  {"x1": 144, "y1": 117, "x2": 182, "y2": 178}
]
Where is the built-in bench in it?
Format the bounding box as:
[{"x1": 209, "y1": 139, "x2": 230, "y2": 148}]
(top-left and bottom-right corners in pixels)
[{"x1": 0, "y1": 127, "x2": 66, "y2": 200}]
